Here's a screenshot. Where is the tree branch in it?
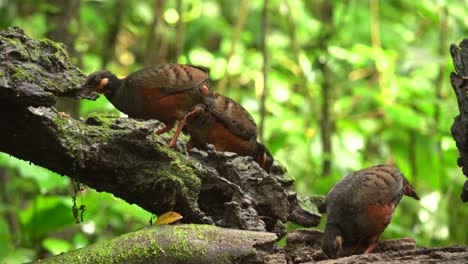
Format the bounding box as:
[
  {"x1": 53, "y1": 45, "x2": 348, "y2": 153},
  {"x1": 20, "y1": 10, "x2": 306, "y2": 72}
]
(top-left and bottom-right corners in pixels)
[{"x1": 34, "y1": 224, "x2": 278, "y2": 263}]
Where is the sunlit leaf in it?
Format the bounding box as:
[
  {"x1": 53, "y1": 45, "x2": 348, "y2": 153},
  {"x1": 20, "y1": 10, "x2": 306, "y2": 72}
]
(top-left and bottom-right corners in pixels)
[
  {"x1": 156, "y1": 211, "x2": 183, "y2": 225},
  {"x1": 19, "y1": 196, "x2": 74, "y2": 239},
  {"x1": 42, "y1": 238, "x2": 72, "y2": 255}
]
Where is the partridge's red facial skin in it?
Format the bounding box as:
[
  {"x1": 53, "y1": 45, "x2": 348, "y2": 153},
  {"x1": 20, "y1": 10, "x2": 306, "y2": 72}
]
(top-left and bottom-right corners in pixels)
[
  {"x1": 169, "y1": 93, "x2": 274, "y2": 172},
  {"x1": 321, "y1": 164, "x2": 420, "y2": 259},
  {"x1": 79, "y1": 64, "x2": 212, "y2": 135}
]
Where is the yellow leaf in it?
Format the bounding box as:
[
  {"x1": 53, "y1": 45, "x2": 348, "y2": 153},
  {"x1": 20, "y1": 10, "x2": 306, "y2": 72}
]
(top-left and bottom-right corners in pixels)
[{"x1": 156, "y1": 211, "x2": 183, "y2": 225}]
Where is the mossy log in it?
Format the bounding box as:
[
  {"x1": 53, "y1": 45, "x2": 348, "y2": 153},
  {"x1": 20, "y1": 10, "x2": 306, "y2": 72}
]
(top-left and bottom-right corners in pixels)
[
  {"x1": 450, "y1": 38, "x2": 468, "y2": 202},
  {"x1": 34, "y1": 224, "x2": 279, "y2": 264},
  {"x1": 0, "y1": 27, "x2": 320, "y2": 234}
]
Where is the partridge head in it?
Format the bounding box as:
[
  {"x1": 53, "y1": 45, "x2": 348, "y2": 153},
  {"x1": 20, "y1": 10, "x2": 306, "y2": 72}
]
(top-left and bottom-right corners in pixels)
[
  {"x1": 321, "y1": 164, "x2": 419, "y2": 259},
  {"x1": 79, "y1": 64, "x2": 212, "y2": 135}
]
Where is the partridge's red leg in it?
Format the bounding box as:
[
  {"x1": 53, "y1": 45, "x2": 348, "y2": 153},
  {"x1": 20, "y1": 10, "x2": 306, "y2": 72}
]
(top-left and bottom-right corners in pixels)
[
  {"x1": 363, "y1": 243, "x2": 377, "y2": 254},
  {"x1": 363, "y1": 235, "x2": 379, "y2": 254},
  {"x1": 350, "y1": 238, "x2": 364, "y2": 255},
  {"x1": 169, "y1": 106, "x2": 202, "y2": 148}
]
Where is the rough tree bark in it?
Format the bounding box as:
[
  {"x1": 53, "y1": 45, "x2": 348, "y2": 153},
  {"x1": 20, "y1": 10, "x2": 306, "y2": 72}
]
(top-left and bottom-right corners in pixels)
[
  {"x1": 450, "y1": 38, "x2": 468, "y2": 202},
  {"x1": 285, "y1": 230, "x2": 468, "y2": 264},
  {"x1": 1, "y1": 27, "x2": 467, "y2": 263}
]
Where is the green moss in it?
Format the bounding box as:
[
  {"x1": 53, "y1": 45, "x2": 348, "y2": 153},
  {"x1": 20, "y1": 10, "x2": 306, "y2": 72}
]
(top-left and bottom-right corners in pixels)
[
  {"x1": 149, "y1": 236, "x2": 167, "y2": 257},
  {"x1": 51, "y1": 112, "x2": 123, "y2": 159},
  {"x1": 169, "y1": 226, "x2": 193, "y2": 260},
  {"x1": 217, "y1": 252, "x2": 231, "y2": 263},
  {"x1": 43, "y1": 229, "x2": 161, "y2": 263},
  {"x1": 39, "y1": 38, "x2": 68, "y2": 56},
  {"x1": 85, "y1": 112, "x2": 119, "y2": 128},
  {"x1": 192, "y1": 223, "x2": 215, "y2": 241},
  {"x1": 0, "y1": 70, "x2": 4, "y2": 78},
  {"x1": 164, "y1": 225, "x2": 223, "y2": 261},
  {"x1": 0, "y1": 35, "x2": 29, "y2": 60},
  {"x1": 39, "y1": 38, "x2": 71, "y2": 68},
  {"x1": 52, "y1": 115, "x2": 87, "y2": 158},
  {"x1": 44, "y1": 78, "x2": 56, "y2": 88},
  {"x1": 152, "y1": 141, "x2": 202, "y2": 206},
  {"x1": 169, "y1": 158, "x2": 201, "y2": 192},
  {"x1": 11, "y1": 66, "x2": 34, "y2": 82},
  {"x1": 36, "y1": 225, "x2": 237, "y2": 263},
  {"x1": 0, "y1": 31, "x2": 84, "y2": 96},
  {"x1": 0, "y1": 35, "x2": 20, "y2": 46}
]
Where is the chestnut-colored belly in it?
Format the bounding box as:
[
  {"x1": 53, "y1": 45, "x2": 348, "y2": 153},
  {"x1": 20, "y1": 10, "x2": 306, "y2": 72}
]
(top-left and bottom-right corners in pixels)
[{"x1": 364, "y1": 202, "x2": 395, "y2": 236}]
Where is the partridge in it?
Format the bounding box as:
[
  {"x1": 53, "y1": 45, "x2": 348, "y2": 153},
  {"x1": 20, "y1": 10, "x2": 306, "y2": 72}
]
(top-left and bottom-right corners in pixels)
[
  {"x1": 321, "y1": 164, "x2": 419, "y2": 259},
  {"x1": 79, "y1": 64, "x2": 211, "y2": 135},
  {"x1": 169, "y1": 93, "x2": 274, "y2": 172}
]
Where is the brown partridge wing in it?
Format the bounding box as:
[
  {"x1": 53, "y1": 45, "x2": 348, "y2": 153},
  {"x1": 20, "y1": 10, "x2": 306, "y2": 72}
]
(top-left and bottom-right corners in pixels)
[
  {"x1": 324, "y1": 165, "x2": 404, "y2": 213},
  {"x1": 352, "y1": 165, "x2": 404, "y2": 206},
  {"x1": 207, "y1": 94, "x2": 258, "y2": 140},
  {"x1": 130, "y1": 64, "x2": 209, "y2": 96}
]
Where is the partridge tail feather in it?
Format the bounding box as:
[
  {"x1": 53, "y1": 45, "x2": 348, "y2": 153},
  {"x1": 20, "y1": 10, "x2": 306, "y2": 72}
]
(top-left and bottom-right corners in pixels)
[{"x1": 402, "y1": 177, "x2": 420, "y2": 200}]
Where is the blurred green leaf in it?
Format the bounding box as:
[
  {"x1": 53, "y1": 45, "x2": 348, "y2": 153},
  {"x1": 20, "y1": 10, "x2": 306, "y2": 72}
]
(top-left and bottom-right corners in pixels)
[
  {"x1": 1, "y1": 248, "x2": 36, "y2": 264},
  {"x1": 42, "y1": 238, "x2": 72, "y2": 255},
  {"x1": 20, "y1": 196, "x2": 74, "y2": 239},
  {"x1": 0, "y1": 218, "x2": 13, "y2": 260},
  {"x1": 384, "y1": 103, "x2": 426, "y2": 130},
  {"x1": 0, "y1": 154, "x2": 68, "y2": 193}
]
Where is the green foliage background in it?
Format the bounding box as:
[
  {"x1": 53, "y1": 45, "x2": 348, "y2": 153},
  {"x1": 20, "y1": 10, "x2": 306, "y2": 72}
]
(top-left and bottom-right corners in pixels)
[{"x1": 1, "y1": 0, "x2": 467, "y2": 262}]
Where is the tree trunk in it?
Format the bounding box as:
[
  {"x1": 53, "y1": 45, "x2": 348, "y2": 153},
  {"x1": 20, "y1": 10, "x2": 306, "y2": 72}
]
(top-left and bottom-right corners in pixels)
[{"x1": 450, "y1": 38, "x2": 468, "y2": 202}]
